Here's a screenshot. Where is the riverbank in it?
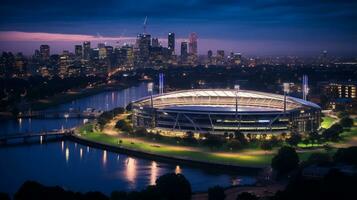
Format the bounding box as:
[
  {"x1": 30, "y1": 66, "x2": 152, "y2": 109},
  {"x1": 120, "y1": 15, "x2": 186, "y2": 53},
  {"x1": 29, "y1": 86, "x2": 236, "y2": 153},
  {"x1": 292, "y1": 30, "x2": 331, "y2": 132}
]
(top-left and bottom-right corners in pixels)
[
  {"x1": 29, "y1": 81, "x2": 142, "y2": 110},
  {"x1": 70, "y1": 133, "x2": 262, "y2": 172}
]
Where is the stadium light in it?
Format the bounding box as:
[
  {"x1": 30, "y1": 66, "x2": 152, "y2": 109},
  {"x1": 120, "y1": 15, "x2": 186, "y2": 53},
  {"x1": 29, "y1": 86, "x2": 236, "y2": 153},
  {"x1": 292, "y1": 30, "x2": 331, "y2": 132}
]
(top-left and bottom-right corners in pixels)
[{"x1": 234, "y1": 85, "x2": 240, "y2": 130}]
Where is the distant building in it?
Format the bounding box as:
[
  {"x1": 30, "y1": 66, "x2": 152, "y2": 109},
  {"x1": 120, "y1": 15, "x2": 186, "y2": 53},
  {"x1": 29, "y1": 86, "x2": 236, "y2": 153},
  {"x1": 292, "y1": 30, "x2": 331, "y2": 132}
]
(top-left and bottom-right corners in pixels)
[
  {"x1": 40, "y1": 45, "x2": 50, "y2": 60},
  {"x1": 216, "y1": 50, "x2": 225, "y2": 65},
  {"x1": 151, "y1": 38, "x2": 160, "y2": 47},
  {"x1": 188, "y1": 32, "x2": 198, "y2": 56},
  {"x1": 180, "y1": 41, "x2": 188, "y2": 64},
  {"x1": 83, "y1": 41, "x2": 91, "y2": 60},
  {"x1": 168, "y1": 32, "x2": 175, "y2": 53},
  {"x1": 207, "y1": 50, "x2": 213, "y2": 64},
  {"x1": 321, "y1": 82, "x2": 357, "y2": 111},
  {"x1": 137, "y1": 33, "x2": 151, "y2": 66},
  {"x1": 74, "y1": 45, "x2": 83, "y2": 59}
]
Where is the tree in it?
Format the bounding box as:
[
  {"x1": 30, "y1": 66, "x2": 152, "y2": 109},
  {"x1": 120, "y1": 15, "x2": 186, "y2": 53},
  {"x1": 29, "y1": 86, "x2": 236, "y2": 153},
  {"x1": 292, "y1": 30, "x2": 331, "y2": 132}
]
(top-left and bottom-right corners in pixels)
[
  {"x1": 271, "y1": 146, "x2": 299, "y2": 176},
  {"x1": 0, "y1": 193, "x2": 10, "y2": 200},
  {"x1": 234, "y1": 131, "x2": 247, "y2": 145},
  {"x1": 306, "y1": 153, "x2": 331, "y2": 166},
  {"x1": 236, "y1": 192, "x2": 258, "y2": 200},
  {"x1": 155, "y1": 173, "x2": 192, "y2": 200},
  {"x1": 203, "y1": 134, "x2": 224, "y2": 149},
  {"x1": 286, "y1": 133, "x2": 301, "y2": 146},
  {"x1": 226, "y1": 139, "x2": 242, "y2": 151},
  {"x1": 339, "y1": 117, "x2": 353, "y2": 128},
  {"x1": 260, "y1": 140, "x2": 273, "y2": 150},
  {"x1": 208, "y1": 186, "x2": 226, "y2": 200},
  {"x1": 333, "y1": 146, "x2": 357, "y2": 166},
  {"x1": 322, "y1": 123, "x2": 343, "y2": 141}
]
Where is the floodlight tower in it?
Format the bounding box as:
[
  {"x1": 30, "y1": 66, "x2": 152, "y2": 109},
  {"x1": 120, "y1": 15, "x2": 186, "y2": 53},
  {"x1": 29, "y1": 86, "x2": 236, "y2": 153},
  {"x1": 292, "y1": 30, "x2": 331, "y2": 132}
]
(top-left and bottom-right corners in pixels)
[
  {"x1": 234, "y1": 85, "x2": 240, "y2": 130},
  {"x1": 302, "y1": 75, "x2": 308, "y2": 101},
  {"x1": 148, "y1": 82, "x2": 154, "y2": 108},
  {"x1": 159, "y1": 73, "x2": 164, "y2": 94},
  {"x1": 283, "y1": 83, "x2": 290, "y2": 114},
  {"x1": 147, "y1": 82, "x2": 154, "y2": 127}
]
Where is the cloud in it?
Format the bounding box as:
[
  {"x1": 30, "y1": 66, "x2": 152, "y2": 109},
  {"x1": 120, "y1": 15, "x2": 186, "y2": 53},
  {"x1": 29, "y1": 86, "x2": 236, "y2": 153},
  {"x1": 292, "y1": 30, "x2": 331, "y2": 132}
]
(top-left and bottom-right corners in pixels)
[{"x1": 0, "y1": 31, "x2": 136, "y2": 42}]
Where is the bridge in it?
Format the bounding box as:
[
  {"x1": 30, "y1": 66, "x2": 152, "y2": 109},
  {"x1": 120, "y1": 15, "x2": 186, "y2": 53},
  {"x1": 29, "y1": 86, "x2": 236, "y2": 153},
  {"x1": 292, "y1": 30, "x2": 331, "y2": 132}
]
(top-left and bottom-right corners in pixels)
[
  {"x1": 17, "y1": 109, "x2": 103, "y2": 119},
  {"x1": 0, "y1": 129, "x2": 74, "y2": 146}
]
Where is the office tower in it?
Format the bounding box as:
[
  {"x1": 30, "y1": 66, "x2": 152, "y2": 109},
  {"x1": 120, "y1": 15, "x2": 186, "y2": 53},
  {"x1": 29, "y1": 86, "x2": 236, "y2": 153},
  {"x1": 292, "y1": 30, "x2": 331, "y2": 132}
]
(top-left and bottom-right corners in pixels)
[
  {"x1": 75, "y1": 45, "x2": 83, "y2": 58},
  {"x1": 99, "y1": 47, "x2": 107, "y2": 59},
  {"x1": 137, "y1": 33, "x2": 151, "y2": 65},
  {"x1": 188, "y1": 32, "x2": 198, "y2": 55},
  {"x1": 40, "y1": 45, "x2": 50, "y2": 60},
  {"x1": 207, "y1": 50, "x2": 213, "y2": 64},
  {"x1": 216, "y1": 50, "x2": 225, "y2": 65},
  {"x1": 152, "y1": 38, "x2": 159, "y2": 47},
  {"x1": 83, "y1": 41, "x2": 91, "y2": 60},
  {"x1": 232, "y1": 53, "x2": 242, "y2": 65},
  {"x1": 168, "y1": 32, "x2": 175, "y2": 53},
  {"x1": 180, "y1": 41, "x2": 188, "y2": 63}
]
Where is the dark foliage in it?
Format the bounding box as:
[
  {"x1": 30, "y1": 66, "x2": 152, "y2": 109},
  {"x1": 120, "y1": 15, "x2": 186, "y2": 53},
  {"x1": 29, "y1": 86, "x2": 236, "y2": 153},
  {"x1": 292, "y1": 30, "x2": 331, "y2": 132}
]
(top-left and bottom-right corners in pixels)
[
  {"x1": 208, "y1": 185, "x2": 226, "y2": 200},
  {"x1": 155, "y1": 173, "x2": 192, "y2": 200},
  {"x1": 271, "y1": 146, "x2": 299, "y2": 176}
]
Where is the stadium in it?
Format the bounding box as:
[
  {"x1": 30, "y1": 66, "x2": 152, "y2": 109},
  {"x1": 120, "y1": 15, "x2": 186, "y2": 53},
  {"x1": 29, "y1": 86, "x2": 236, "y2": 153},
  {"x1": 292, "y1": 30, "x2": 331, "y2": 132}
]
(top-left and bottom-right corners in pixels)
[{"x1": 132, "y1": 89, "x2": 321, "y2": 136}]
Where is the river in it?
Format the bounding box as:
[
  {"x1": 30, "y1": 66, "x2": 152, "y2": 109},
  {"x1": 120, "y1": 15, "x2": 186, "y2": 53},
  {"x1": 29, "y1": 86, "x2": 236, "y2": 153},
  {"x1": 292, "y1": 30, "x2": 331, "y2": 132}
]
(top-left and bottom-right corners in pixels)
[{"x1": 0, "y1": 82, "x2": 257, "y2": 195}]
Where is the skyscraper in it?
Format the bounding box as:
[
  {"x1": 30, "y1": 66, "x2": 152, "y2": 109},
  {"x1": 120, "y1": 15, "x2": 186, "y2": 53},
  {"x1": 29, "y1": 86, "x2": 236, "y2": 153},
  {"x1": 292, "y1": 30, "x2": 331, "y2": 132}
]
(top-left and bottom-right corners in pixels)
[
  {"x1": 40, "y1": 45, "x2": 50, "y2": 60},
  {"x1": 188, "y1": 32, "x2": 198, "y2": 55},
  {"x1": 180, "y1": 41, "x2": 188, "y2": 63},
  {"x1": 152, "y1": 38, "x2": 159, "y2": 47},
  {"x1": 168, "y1": 32, "x2": 175, "y2": 53},
  {"x1": 83, "y1": 41, "x2": 91, "y2": 60},
  {"x1": 75, "y1": 45, "x2": 83, "y2": 58},
  {"x1": 137, "y1": 33, "x2": 151, "y2": 66}
]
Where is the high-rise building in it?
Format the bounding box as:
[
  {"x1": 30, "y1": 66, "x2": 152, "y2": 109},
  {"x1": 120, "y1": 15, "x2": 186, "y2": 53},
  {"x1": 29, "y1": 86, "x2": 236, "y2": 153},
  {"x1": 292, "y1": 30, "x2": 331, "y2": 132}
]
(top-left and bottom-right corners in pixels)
[
  {"x1": 152, "y1": 38, "x2": 159, "y2": 47},
  {"x1": 137, "y1": 33, "x2": 151, "y2": 66},
  {"x1": 40, "y1": 45, "x2": 50, "y2": 60},
  {"x1": 180, "y1": 41, "x2": 188, "y2": 64},
  {"x1": 83, "y1": 41, "x2": 91, "y2": 60},
  {"x1": 207, "y1": 50, "x2": 213, "y2": 64},
  {"x1": 188, "y1": 33, "x2": 198, "y2": 55},
  {"x1": 168, "y1": 32, "x2": 175, "y2": 53},
  {"x1": 75, "y1": 45, "x2": 83, "y2": 58},
  {"x1": 216, "y1": 50, "x2": 225, "y2": 65}
]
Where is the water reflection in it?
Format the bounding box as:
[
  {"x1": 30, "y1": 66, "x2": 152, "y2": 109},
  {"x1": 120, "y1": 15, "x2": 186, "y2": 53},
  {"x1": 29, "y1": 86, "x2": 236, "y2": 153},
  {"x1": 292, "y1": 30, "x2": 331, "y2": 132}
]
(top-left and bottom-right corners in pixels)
[
  {"x1": 61, "y1": 141, "x2": 64, "y2": 152},
  {"x1": 102, "y1": 150, "x2": 107, "y2": 166},
  {"x1": 80, "y1": 148, "x2": 83, "y2": 160},
  {"x1": 87, "y1": 146, "x2": 90, "y2": 153},
  {"x1": 125, "y1": 157, "x2": 137, "y2": 187},
  {"x1": 40, "y1": 136, "x2": 43, "y2": 144},
  {"x1": 150, "y1": 161, "x2": 159, "y2": 185},
  {"x1": 65, "y1": 147, "x2": 69, "y2": 163},
  {"x1": 175, "y1": 165, "x2": 182, "y2": 174}
]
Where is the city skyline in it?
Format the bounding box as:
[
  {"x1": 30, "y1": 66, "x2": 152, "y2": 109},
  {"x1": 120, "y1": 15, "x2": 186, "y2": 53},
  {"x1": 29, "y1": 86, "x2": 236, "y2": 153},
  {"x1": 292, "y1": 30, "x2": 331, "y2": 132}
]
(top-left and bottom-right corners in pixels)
[{"x1": 1, "y1": 0, "x2": 357, "y2": 56}]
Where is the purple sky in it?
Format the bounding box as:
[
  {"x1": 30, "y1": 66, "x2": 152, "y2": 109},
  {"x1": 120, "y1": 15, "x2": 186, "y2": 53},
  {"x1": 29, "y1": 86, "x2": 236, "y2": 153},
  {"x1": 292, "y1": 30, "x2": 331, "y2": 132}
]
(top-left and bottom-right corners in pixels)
[{"x1": 0, "y1": 0, "x2": 356, "y2": 56}]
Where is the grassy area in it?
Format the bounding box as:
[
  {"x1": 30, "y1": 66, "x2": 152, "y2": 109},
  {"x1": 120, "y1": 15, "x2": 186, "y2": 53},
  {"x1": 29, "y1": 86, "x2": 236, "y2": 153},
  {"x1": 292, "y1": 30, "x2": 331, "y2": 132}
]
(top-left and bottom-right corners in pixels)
[
  {"x1": 77, "y1": 124, "x2": 319, "y2": 168},
  {"x1": 321, "y1": 116, "x2": 338, "y2": 129}
]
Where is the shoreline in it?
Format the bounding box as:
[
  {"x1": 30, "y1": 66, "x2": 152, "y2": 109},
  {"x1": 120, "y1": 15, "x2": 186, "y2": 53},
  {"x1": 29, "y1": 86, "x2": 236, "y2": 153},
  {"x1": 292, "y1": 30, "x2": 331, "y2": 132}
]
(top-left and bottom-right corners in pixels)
[{"x1": 69, "y1": 134, "x2": 263, "y2": 173}]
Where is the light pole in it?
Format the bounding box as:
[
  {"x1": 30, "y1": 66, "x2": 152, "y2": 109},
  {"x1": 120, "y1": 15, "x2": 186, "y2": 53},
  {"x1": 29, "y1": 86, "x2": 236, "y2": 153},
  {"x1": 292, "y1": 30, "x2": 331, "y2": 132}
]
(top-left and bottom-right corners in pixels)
[
  {"x1": 283, "y1": 83, "x2": 290, "y2": 114},
  {"x1": 234, "y1": 85, "x2": 240, "y2": 131},
  {"x1": 147, "y1": 82, "x2": 154, "y2": 127}
]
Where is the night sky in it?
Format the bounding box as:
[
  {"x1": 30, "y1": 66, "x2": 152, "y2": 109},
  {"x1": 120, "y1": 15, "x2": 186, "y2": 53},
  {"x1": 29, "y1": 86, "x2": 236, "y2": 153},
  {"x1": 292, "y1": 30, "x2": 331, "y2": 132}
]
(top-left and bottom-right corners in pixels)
[{"x1": 0, "y1": 0, "x2": 356, "y2": 56}]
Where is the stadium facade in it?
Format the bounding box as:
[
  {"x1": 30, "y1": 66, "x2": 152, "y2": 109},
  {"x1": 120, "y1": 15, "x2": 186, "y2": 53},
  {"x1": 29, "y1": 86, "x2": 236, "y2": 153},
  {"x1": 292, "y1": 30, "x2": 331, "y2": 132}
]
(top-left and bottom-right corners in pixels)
[{"x1": 132, "y1": 89, "x2": 321, "y2": 135}]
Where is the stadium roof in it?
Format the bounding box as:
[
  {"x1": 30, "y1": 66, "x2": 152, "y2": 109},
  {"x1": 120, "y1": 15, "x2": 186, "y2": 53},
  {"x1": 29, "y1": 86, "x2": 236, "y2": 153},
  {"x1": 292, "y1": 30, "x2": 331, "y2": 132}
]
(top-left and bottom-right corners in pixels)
[{"x1": 134, "y1": 89, "x2": 321, "y2": 110}]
